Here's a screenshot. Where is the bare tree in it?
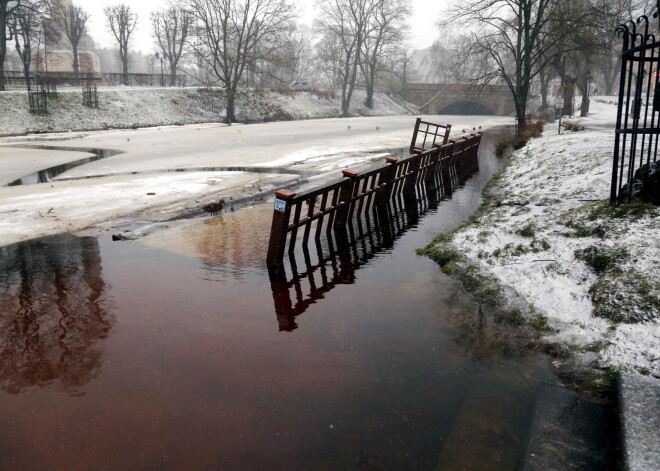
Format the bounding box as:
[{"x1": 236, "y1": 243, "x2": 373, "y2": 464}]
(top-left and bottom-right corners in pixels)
[
  {"x1": 280, "y1": 24, "x2": 314, "y2": 82},
  {"x1": 441, "y1": 0, "x2": 557, "y2": 131},
  {"x1": 104, "y1": 3, "x2": 138, "y2": 86},
  {"x1": 317, "y1": 0, "x2": 375, "y2": 116},
  {"x1": 591, "y1": 0, "x2": 648, "y2": 95},
  {"x1": 151, "y1": 5, "x2": 192, "y2": 86},
  {"x1": 187, "y1": 0, "x2": 294, "y2": 122},
  {"x1": 7, "y1": 0, "x2": 50, "y2": 91},
  {"x1": 55, "y1": 2, "x2": 88, "y2": 79},
  {"x1": 1, "y1": 0, "x2": 23, "y2": 91},
  {"x1": 359, "y1": 0, "x2": 409, "y2": 108}
]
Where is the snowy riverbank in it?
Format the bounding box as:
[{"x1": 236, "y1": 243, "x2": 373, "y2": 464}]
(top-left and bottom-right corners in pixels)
[
  {"x1": 422, "y1": 99, "x2": 659, "y2": 377},
  {"x1": 0, "y1": 87, "x2": 415, "y2": 136}
]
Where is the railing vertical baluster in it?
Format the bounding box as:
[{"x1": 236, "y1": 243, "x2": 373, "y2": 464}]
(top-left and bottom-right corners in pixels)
[
  {"x1": 288, "y1": 202, "x2": 303, "y2": 253},
  {"x1": 302, "y1": 196, "x2": 316, "y2": 246},
  {"x1": 334, "y1": 170, "x2": 359, "y2": 232},
  {"x1": 410, "y1": 117, "x2": 422, "y2": 154},
  {"x1": 315, "y1": 192, "x2": 330, "y2": 239}
]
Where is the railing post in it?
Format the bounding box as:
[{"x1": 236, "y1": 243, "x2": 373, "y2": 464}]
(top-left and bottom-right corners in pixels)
[
  {"x1": 266, "y1": 189, "x2": 296, "y2": 270},
  {"x1": 333, "y1": 170, "x2": 359, "y2": 231},
  {"x1": 443, "y1": 124, "x2": 452, "y2": 145},
  {"x1": 375, "y1": 157, "x2": 398, "y2": 206},
  {"x1": 409, "y1": 117, "x2": 422, "y2": 154},
  {"x1": 441, "y1": 143, "x2": 455, "y2": 196}
]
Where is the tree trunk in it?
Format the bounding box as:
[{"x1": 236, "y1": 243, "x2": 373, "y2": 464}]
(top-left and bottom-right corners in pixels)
[
  {"x1": 226, "y1": 89, "x2": 235, "y2": 123},
  {"x1": 343, "y1": 49, "x2": 360, "y2": 117},
  {"x1": 515, "y1": 100, "x2": 527, "y2": 133},
  {"x1": 576, "y1": 75, "x2": 589, "y2": 117},
  {"x1": 365, "y1": 84, "x2": 373, "y2": 108},
  {"x1": 539, "y1": 70, "x2": 550, "y2": 110},
  {"x1": 72, "y1": 45, "x2": 79, "y2": 79},
  {"x1": 562, "y1": 80, "x2": 575, "y2": 116},
  {"x1": 170, "y1": 63, "x2": 177, "y2": 86},
  {"x1": 122, "y1": 51, "x2": 129, "y2": 85},
  {"x1": 602, "y1": 56, "x2": 620, "y2": 96},
  {"x1": 0, "y1": 5, "x2": 7, "y2": 91}
]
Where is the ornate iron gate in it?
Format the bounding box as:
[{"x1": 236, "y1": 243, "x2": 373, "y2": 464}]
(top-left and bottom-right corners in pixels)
[{"x1": 612, "y1": 9, "x2": 660, "y2": 203}]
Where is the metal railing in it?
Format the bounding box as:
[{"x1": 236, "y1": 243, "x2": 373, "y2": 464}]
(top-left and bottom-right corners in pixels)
[
  {"x1": 267, "y1": 135, "x2": 482, "y2": 330},
  {"x1": 28, "y1": 86, "x2": 48, "y2": 115},
  {"x1": 409, "y1": 117, "x2": 452, "y2": 154},
  {"x1": 612, "y1": 9, "x2": 660, "y2": 202},
  {"x1": 266, "y1": 129, "x2": 481, "y2": 271},
  {"x1": 82, "y1": 82, "x2": 99, "y2": 108}
]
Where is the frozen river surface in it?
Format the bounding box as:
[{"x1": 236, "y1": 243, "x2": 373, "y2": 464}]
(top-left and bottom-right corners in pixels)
[{"x1": 0, "y1": 115, "x2": 511, "y2": 246}]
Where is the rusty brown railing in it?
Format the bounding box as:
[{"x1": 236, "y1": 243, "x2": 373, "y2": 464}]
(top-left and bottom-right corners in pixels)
[
  {"x1": 409, "y1": 117, "x2": 452, "y2": 154},
  {"x1": 266, "y1": 130, "x2": 482, "y2": 271},
  {"x1": 268, "y1": 135, "x2": 483, "y2": 331}
]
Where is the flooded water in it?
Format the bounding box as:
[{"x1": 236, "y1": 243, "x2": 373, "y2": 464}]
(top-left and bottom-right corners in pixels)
[
  {"x1": 0, "y1": 129, "x2": 613, "y2": 470},
  {"x1": 5, "y1": 145, "x2": 124, "y2": 186}
]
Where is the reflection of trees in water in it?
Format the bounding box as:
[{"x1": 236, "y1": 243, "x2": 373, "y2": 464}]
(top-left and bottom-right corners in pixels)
[
  {"x1": 194, "y1": 204, "x2": 273, "y2": 269},
  {"x1": 0, "y1": 235, "x2": 114, "y2": 395}
]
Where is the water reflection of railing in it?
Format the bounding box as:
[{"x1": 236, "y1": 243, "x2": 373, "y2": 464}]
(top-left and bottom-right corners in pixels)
[
  {"x1": 269, "y1": 150, "x2": 480, "y2": 331},
  {"x1": 0, "y1": 235, "x2": 114, "y2": 394}
]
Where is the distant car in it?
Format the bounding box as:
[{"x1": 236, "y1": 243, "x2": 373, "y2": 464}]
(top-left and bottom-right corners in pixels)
[{"x1": 289, "y1": 80, "x2": 313, "y2": 88}]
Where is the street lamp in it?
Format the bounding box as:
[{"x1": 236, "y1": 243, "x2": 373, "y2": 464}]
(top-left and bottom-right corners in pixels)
[{"x1": 155, "y1": 52, "x2": 164, "y2": 87}]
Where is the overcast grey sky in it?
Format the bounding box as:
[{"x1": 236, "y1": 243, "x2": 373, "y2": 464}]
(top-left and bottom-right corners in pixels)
[{"x1": 76, "y1": 0, "x2": 444, "y2": 54}]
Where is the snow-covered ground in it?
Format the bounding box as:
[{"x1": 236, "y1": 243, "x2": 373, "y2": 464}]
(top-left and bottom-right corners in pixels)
[
  {"x1": 425, "y1": 98, "x2": 659, "y2": 377},
  {"x1": 0, "y1": 87, "x2": 414, "y2": 136}
]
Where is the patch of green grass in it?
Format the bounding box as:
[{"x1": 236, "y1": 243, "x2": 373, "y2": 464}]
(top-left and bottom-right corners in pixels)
[
  {"x1": 575, "y1": 246, "x2": 629, "y2": 275},
  {"x1": 530, "y1": 314, "x2": 553, "y2": 333},
  {"x1": 423, "y1": 246, "x2": 464, "y2": 275},
  {"x1": 509, "y1": 308, "x2": 525, "y2": 325},
  {"x1": 589, "y1": 268, "x2": 660, "y2": 323},
  {"x1": 516, "y1": 223, "x2": 536, "y2": 237},
  {"x1": 477, "y1": 230, "x2": 491, "y2": 242},
  {"x1": 577, "y1": 368, "x2": 618, "y2": 395},
  {"x1": 585, "y1": 340, "x2": 612, "y2": 352},
  {"x1": 583, "y1": 200, "x2": 657, "y2": 221},
  {"x1": 564, "y1": 221, "x2": 594, "y2": 237},
  {"x1": 533, "y1": 239, "x2": 551, "y2": 251},
  {"x1": 514, "y1": 244, "x2": 529, "y2": 255}
]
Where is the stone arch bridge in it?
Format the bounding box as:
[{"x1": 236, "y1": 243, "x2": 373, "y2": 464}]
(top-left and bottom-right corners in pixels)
[{"x1": 403, "y1": 83, "x2": 515, "y2": 116}]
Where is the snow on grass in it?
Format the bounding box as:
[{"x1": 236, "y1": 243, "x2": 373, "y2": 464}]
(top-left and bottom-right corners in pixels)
[
  {"x1": 0, "y1": 87, "x2": 415, "y2": 136},
  {"x1": 426, "y1": 101, "x2": 659, "y2": 376}
]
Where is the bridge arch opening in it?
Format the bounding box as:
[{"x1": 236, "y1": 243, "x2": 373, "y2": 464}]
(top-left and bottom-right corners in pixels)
[{"x1": 438, "y1": 101, "x2": 494, "y2": 115}]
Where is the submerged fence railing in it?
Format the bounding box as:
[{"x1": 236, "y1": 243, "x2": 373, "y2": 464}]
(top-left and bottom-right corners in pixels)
[
  {"x1": 266, "y1": 126, "x2": 482, "y2": 271},
  {"x1": 612, "y1": 10, "x2": 660, "y2": 202},
  {"x1": 268, "y1": 137, "x2": 482, "y2": 331}
]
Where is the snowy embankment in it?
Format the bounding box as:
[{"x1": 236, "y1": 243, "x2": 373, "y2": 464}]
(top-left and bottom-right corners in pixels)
[
  {"x1": 0, "y1": 87, "x2": 414, "y2": 136},
  {"x1": 423, "y1": 99, "x2": 659, "y2": 377}
]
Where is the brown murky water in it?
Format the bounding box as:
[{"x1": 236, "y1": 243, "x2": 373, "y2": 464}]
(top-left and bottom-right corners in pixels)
[{"x1": 0, "y1": 131, "x2": 609, "y2": 471}]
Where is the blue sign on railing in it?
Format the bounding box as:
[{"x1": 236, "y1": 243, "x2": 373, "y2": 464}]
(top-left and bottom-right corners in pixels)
[{"x1": 274, "y1": 198, "x2": 287, "y2": 213}]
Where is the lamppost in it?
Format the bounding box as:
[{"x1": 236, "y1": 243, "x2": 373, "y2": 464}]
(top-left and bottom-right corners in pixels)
[{"x1": 155, "y1": 52, "x2": 164, "y2": 87}]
